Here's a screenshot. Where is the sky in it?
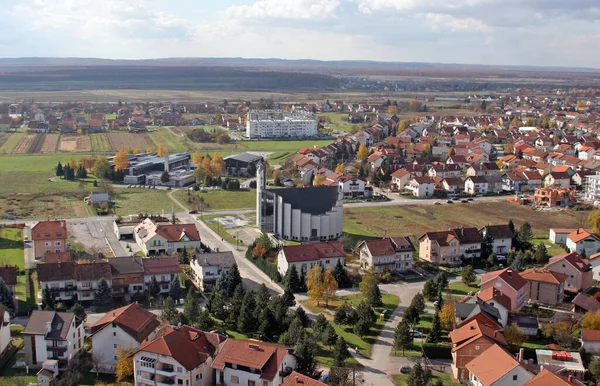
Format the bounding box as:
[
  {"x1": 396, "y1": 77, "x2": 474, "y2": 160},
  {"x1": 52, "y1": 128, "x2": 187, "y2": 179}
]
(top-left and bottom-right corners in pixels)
[{"x1": 1, "y1": 0, "x2": 599, "y2": 68}]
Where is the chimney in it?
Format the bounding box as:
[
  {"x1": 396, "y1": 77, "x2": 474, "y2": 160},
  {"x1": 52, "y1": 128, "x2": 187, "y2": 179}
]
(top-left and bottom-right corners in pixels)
[
  {"x1": 540, "y1": 365, "x2": 544, "y2": 372},
  {"x1": 46, "y1": 321, "x2": 52, "y2": 334},
  {"x1": 518, "y1": 348, "x2": 524, "y2": 362},
  {"x1": 568, "y1": 375, "x2": 573, "y2": 382}
]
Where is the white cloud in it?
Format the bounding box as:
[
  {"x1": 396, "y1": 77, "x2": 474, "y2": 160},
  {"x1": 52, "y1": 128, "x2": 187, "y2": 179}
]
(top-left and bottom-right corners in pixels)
[{"x1": 225, "y1": 0, "x2": 341, "y2": 20}]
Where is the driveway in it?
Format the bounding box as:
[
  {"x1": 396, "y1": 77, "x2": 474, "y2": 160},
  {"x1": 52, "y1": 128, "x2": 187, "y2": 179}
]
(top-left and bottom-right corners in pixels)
[{"x1": 67, "y1": 218, "x2": 127, "y2": 257}]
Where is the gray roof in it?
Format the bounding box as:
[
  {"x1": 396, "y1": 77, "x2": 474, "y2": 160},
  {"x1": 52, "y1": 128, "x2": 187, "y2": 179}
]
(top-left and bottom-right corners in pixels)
[
  {"x1": 508, "y1": 315, "x2": 539, "y2": 329},
  {"x1": 266, "y1": 186, "x2": 339, "y2": 215},
  {"x1": 224, "y1": 152, "x2": 263, "y2": 164},
  {"x1": 89, "y1": 193, "x2": 109, "y2": 202},
  {"x1": 193, "y1": 252, "x2": 235, "y2": 268},
  {"x1": 110, "y1": 256, "x2": 145, "y2": 275},
  {"x1": 23, "y1": 311, "x2": 75, "y2": 340},
  {"x1": 456, "y1": 298, "x2": 501, "y2": 324}
]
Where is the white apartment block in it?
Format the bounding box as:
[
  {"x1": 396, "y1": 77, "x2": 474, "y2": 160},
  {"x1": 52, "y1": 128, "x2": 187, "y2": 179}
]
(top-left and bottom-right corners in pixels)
[
  {"x1": 585, "y1": 174, "x2": 600, "y2": 204},
  {"x1": 246, "y1": 110, "x2": 318, "y2": 139}
]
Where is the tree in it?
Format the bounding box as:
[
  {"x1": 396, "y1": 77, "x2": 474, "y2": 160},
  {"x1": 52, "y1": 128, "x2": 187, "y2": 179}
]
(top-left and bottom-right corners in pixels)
[
  {"x1": 423, "y1": 279, "x2": 437, "y2": 300},
  {"x1": 333, "y1": 336, "x2": 350, "y2": 367},
  {"x1": 0, "y1": 279, "x2": 15, "y2": 313},
  {"x1": 157, "y1": 143, "x2": 166, "y2": 157},
  {"x1": 161, "y1": 297, "x2": 181, "y2": 325},
  {"x1": 196, "y1": 308, "x2": 214, "y2": 331},
  {"x1": 411, "y1": 292, "x2": 426, "y2": 315},
  {"x1": 280, "y1": 317, "x2": 306, "y2": 346},
  {"x1": 94, "y1": 279, "x2": 113, "y2": 310},
  {"x1": 334, "y1": 304, "x2": 348, "y2": 325},
  {"x1": 238, "y1": 290, "x2": 257, "y2": 333},
  {"x1": 41, "y1": 286, "x2": 55, "y2": 311},
  {"x1": 355, "y1": 300, "x2": 375, "y2": 337},
  {"x1": 433, "y1": 272, "x2": 449, "y2": 292},
  {"x1": 481, "y1": 232, "x2": 494, "y2": 259},
  {"x1": 510, "y1": 251, "x2": 526, "y2": 271},
  {"x1": 294, "y1": 335, "x2": 317, "y2": 376},
  {"x1": 207, "y1": 290, "x2": 229, "y2": 321},
  {"x1": 56, "y1": 162, "x2": 64, "y2": 178},
  {"x1": 518, "y1": 222, "x2": 533, "y2": 247},
  {"x1": 148, "y1": 275, "x2": 161, "y2": 300},
  {"x1": 226, "y1": 284, "x2": 244, "y2": 329},
  {"x1": 583, "y1": 310, "x2": 600, "y2": 330},
  {"x1": 252, "y1": 243, "x2": 267, "y2": 258},
  {"x1": 307, "y1": 265, "x2": 325, "y2": 306},
  {"x1": 589, "y1": 358, "x2": 600, "y2": 383},
  {"x1": 313, "y1": 314, "x2": 329, "y2": 339},
  {"x1": 258, "y1": 307, "x2": 278, "y2": 341},
  {"x1": 227, "y1": 264, "x2": 242, "y2": 296},
  {"x1": 313, "y1": 175, "x2": 326, "y2": 187},
  {"x1": 426, "y1": 310, "x2": 442, "y2": 343},
  {"x1": 325, "y1": 324, "x2": 338, "y2": 349},
  {"x1": 169, "y1": 275, "x2": 182, "y2": 302},
  {"x1": 282, "y1": 286, "x2": 296, "y2": 307},
  {"x1": 487, "y1": 252, "x2": 497, "y2": 267},
  {"x1": 357, "y1": 144, "x2": 369, "y2": 162},
  {"x1": 115, "y1": 346, "x2": 136, "y2": 382},
  {"x1": 160, "y1": 170, "x2": 170, "y2": 184},
  {"x1": 113, "y1": 150, "x2": 130, "y2": 171},
  {"x1": 335, "y1": 163, "x2": 345, "y2": 173},
  {"x1": 257, "y1": 232, "x2": 273, "y2": 251},
  {"x1": 69, "y1": 303, "x2": 86, "y2": 322},
  {"x1": 534, "y1": 243, "x2": 549, "y2": 264},
  {"x1": 503, "y1": 322, "x2": 527, "y2": 348},
  {"x1": 402, "y1": 304, "x2": 421, "y2": 330},
  {"x1": 184, "y1": 288, "x2": 200, "y2": 325},
  {"x1": 393, "y1": 321, "x2": 412, "y2": 356},
  {"x1": 192, "y1": 150, "x2": 203, "y2": 165},
  {"x1": 333, "y1": 260, "x2": 351, "y2": 289},
  {"x1": 588, "y1": 210, "x2": 600, "y2": 235},
  {"x1": 462, "y1": 265, "x2": 476, "y2": 285},
  {"x1": 322, "y1": 268, "x2": 338, "y2": 307},
  {"x1": 542, "y1": 320, "x2": 578, "y2": 348},
  {"x1": 359, "y1": 268, "x2": 382, "y2": 307},
  {"x1": 407, "y1": 363, "x2": 431, "y2": 386},
  {"x1": 439, "y1": 302, "x2": 455, "y2": 331},
  {"x1": 295, "y1": 306, "x2": 311, "y2": 328}
]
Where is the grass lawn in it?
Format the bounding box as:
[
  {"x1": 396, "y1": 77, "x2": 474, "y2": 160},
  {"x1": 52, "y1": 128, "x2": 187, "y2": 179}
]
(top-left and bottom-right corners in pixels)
[
  {"x1": 0, "y1": 228, "x2": 24, "y2": 268},
  {"x1": 344, "y1": 203, "x2": 589, "y2": 240},
  {"x1": 393, "y1": 373, "x2": 461, "y2": 386},
  {"x1": 113, "y1": 189, "x2": 173, "y2": 216},
  {"x1": 300, "y1": 293, "x2": 400, "y2": 359},
  {"x1": 201, "y1": 215, "x2": 245, "y2": 246},
  {"x1": 448, "y1": 281, "x2": 480, "y2": 297},
  {"x1": 531, "y1": 237, "x2": 566, "y2": 257},
  {"x1": 173, "y1": 189, "x2": 256, "y2": 210}
]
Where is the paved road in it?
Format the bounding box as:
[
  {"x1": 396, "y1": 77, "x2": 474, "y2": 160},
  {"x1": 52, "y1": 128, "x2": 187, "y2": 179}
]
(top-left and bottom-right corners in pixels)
[{"x1": 345, "y1": 194, "x2": 508, "y2": 208}]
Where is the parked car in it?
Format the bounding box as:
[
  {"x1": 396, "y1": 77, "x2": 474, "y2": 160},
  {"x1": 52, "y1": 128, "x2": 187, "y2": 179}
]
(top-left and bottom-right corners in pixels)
[
  {"x1": 434, "y1": 201, "x2": 441, "y2": 205},
  {"x1": 188, "y1": 210, "x2": 198, "y2": 214},
  {"x1": 409, "y1": 330, "x2": 423, "y2": 338},
  {"x1": 446, "y1": 200, "x2": 454, "y2": 204},
  {"x1": 400, "y1": 366, "x2": 412, "y2": 374},
  {"x1": 461, "y1": 200, "x2": 469, "y2": 203},
  {"x1": 467, "y1": 198, "x2": 474, "y2": 201}
]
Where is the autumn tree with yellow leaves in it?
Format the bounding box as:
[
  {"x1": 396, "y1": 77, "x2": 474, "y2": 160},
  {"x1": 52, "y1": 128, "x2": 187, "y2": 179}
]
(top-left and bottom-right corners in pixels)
[
  {"x1": 157, "y1": 143, "x2": 166, "y2": 157},
  {"x1": 335, "y1": 163, "x2": 345, "y2": 173},
  {"x1": 115, "y1": 346, "x2": 136, "y2": 382},
  {"x1": 439, "y1": 302, "x2": 455, "y2": 331},
  {"x1": 313, "y1": 175, "x2": 326, "y2": 186},
  {"x1": 307, "y1": 266, "x2": 338, "y2": 307},
  {"x1": 357, "y1": 144, "x2": 369, "y2": 162},
  {"x1": 113, "y1": 150, "x2": 130, "y2": 171}
]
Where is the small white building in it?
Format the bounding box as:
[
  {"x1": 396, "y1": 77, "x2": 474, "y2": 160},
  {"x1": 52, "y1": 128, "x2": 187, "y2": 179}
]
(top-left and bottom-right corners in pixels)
[
  {"x1": 566, "y1": 228, "x2": 600, "y2": 256},
  {"x1": 277, "y1": 241, "x2": 345, "y2": 276},
  {"x1": 190, "y1": 252, "x2": 235, "y2": 292},
  {"x1": 0, "y1": 306, "x2": 10, "y2": 356},
  {"x1": 391, "y1": 169, "x2": 412, "y2": 190},
  {"x1": 549, "y1": 228, "x2": 577, "y2": 245},
  {"x1": 406, "y1": 177, "x2": 436, "y2": 197},
  {"x1": 357, "y1": 237, "x2": 415, "y2": 273},
  {"x1": 479, "y1": 225, "x2": 514, "y2": 257},
  {"x1": 582, "y1": 329, "x2": 600, "y2": 354},
  {"x1": 134, "y1": 218, "x2": 202, "y2": 256},
  {"x1": 134, "y1": 326, "x2": 226, "y2": 386},
  {"x1": 22, "y1": 311, "x2": 84, "y2": 370},
  {"x1": 142, "y1": 256, "x2": 181, "y2": 295},
  {"x1": 90, "y1": 304, "x2": 160, "y2": 373},
  {"x1": 465, "y1": 176, "x2": 489, "y2": 195}
]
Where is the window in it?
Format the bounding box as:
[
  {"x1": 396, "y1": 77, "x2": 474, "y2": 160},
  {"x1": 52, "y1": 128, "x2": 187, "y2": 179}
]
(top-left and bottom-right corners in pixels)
[
  {"x1": 177, "y1": 380, "x2": 183, "y2": 385},
  {"x1": 513, "y1": 375, "x2": 518, "y2": 381},
  {"x1": 249, "y1": 381, "x2": 256, "y2": 386},
  {"x1": 45, "y1": 242, "x2": 51, "y2": 247},
  {"x1": 114, "y1": 356, "x2": 118, "y2": 360},
  {"x1": 114, "y1": 344, "x2": 117, "y2": 348},
  {"x1": 177, "y1": 367, "x2": 183, "y2": 373},
  {"x1": 231, "y1": 376, "x2": 239, "y2": 384},
  {"x1": 55, "y1": 241, "x2": 61, "y2": 246},
  {"x1": 113, "y1": 332, "x2": 116, "y2": 337}
]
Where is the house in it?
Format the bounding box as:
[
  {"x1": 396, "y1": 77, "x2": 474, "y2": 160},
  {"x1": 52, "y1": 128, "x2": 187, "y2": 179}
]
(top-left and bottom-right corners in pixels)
[
  {"x1": 455, "y1": 298, "x2": 503, "y2": 328},
  {"x1": 357, "y1": 236, "x2": 415, "y2": 273},
  {"x1": 37, "y1": 360, "x2": 59, "y2": 386},
  {"x1": 571, "y1": 293, "x2": 600, "y2": 314},
  {"x1": 520, "y1": 268, "x2": 567, "y2": 305},
  {"x1": 212, "y1": 339, "x2": 297, "y2": 386},
  {"x1": 547, "y1": 253, "x2": 593, "y2": 292},
  {"x1": 479, "y1": 225, "x2": 513, "y2": 257},
  {"x1": 544, "y1": 172, "x2": 572, "y2": 188},
  {"x1": 466, "y1": 344, "x2": 534, "y2": 386},
  {"x1": 418, "y1": 231, "x2": 462, "y2": 266},
  {"x1": 22, "y1": 311, "x2": 84, "y2": 370},
  {"x1": 282, "y1": 372, "x2": 326, "y2": 386},
  {"x1": 134, "y1": 325, "x2": 227, "y2": 386},
  {"x1": 143, "y1": 256, "x2": 181, "y2": 295},
  {"x1": 581, "y1": 329, "x2": 600, "y2": 354},
  {"x1": 449, "y1": 319, "x2": 507, "y2": 382},
  {"x1": 277, "y1": 241, "x2": 345, "y2": 276},
  {"x1": 549, "y1": 228, "x2": 577, "y2": 245},
  {"x1": 190, "y1": 252, "x2": 235, "y2": 292},
  {"x1": 535, "y1": 350, "x2": 586, "y2": 381},
  {"x1": 109, "y1": 256, "x2": 146, "y2": 302},
  {"x1": 465, "y1": 176, "x2": 489, "y2": 194},
  {"x1": 0, "y1": 306, "x2": 10, "y2": 356},
  {"x1": 134, "y1": 218, "x2": 201, "y2": 256},
  {"x1": 406, "y1": 177, "x2": 436, "y2": 197},
  {"x1": 90, "y1": 304, "x2": 160, "y2": 373},
  {"x1": 476, "y1": 287, "x2": 510, "y2": 327},
  {"x1": 31, "y1": 221, "x2": 68, "y2": 259},
  {"x1": 507, "y1": 315, "x2": 539, "y2": 337},
  {"x1": 565, "y1": 228, "x2": 600, "y2": 256},
  {"x1": 86, "y1": 193, "x2": 110, "y2": 206},
  {"x1": 525, "y1": 369, "x2": 585, "y2": 386},
  {"x1": 391, "y1": 169, "x2": 412, "y2": 190},
  {"x1": 534, "y1": 187, "x2": 577, "y2": 207},
  {"x1": 480, "y1": 268, "x2": 528, "y2": 311}
]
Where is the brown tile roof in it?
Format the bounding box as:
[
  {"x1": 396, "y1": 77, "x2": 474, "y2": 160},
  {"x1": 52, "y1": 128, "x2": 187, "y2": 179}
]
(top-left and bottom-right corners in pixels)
[
  {"x1": 362, "y1": 238, "x2": 396, "y2": 257},
  {"x1": 31, "y1": 221, "x2": 67, "y2": 241},
  {"x1": 282, "y1": 372, "x2": 327, "y2": 386},
  {"x1": 43, "y1": 252, "x2": 71, "y2": 264},
  {"x1": 143, "y1": 256, "x2": 181, "y2": 275},
  {"x1": 567, "y1": 228, "x2": 600, "y2": 243},
  {"x1": 91, "y1": 304, "x2": 159, "y2": 343},
  {"x1": 479, "y1": 224, "x2": 514, "y2": 240},
  {"x1": 138, "y1": 325, "x2": 226, "y2": 371},
  {"x1": 454, "y1": 227, "x2": 484, "y2": 244},
  {"x1": 75, "y1": 261, "x2": 112, "y2": 281},
  {"x1": 549, "y1": 252, "x2": 590, "y2": 272},
  {"x1": 521, "y1": 268, "x2": 567, "y2": 285},
  {"x1": 525, "y1": 369, "x2": 584, "y2": 386},
  {"x1": 581, "y1": 329, "x2": 600, "y2": 342},
  {"x1": 477, "y1": 287, "x2": 512, "y2": 310},
  {"x1": 0, "y1": 265, "x2": 17, "y2": 286},
  {"x1": 155, "y1": 224, "x2": 200, "y2": 242},
  {"x1": 465, "y1": 344, "x2": 522, "y2": 385},
  {"x1": 449, "y1": 319, "x2": 507, "y2": 352},
  {"x1": 212, "y1": 340, "x2": 291, "y2": 381},
  {"x1": 390, "y1": 236, "x2": 415, "y2": 252},
  {"x1": 37, "y1": 260, "x2": 112, "y2": 282},
  {"x1": 481, "y1": 268, "x2": 527, "y2": 291},
  {"x1": 281, "y1": 241, "x2": 345, "y2": 263},
  {"x1": 23, "y1": 311, "x2": 75, "y2": 340},
  {"x1": 571, "y1": 293, "x2": 600, "y2": 312}
]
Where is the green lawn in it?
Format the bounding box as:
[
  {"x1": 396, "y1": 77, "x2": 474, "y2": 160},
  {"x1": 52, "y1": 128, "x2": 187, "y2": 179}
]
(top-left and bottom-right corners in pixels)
[
  {"x1": 201, "y1": 215, "x2": 246, "y2": 247},
  {"x1": 448, "y1": 281, "x2": 480, "y2": 296},
  {"x1": 148, "y1": 127, "x2": 189, "y2": 153},
  {"x1": 113, "y1": 189, "x2": 173, "y2": 216},
  {"x1": 531, "y1": 237, "x2": 566, "y2": 257},
  {"x1": 301, "y1": 293, "x2": 400, "y2": 359},
  {"x1": 173, "y1": 189, "x2": 256, "y2": 210},
  {"x1": 393, "y1": 373, "x2": 460, "y2": 386},
  {"x1": 0, "y1": 228, "x2": 24, "y2": 268}
]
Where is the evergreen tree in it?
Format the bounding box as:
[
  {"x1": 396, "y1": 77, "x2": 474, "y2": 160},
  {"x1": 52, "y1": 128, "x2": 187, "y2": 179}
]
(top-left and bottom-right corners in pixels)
[
  {"x1": 258, "y1": 307, "x2": 278, "y2": 341},
  {"x1": 403, "y1": 304, "x2": 421, "y2": 330},
  {"x1": 333, "y1": 260, "x2": 350, "y2": 288},
  {"x1": 161, "y1": 297, "x2": 181, "y2": 325},
  {"x1": 333, "y1": 337, "x2": 350, "y2": 367},
  {"x1": 313, "y1": 314, "x2": 329, "y2": 340},
  {"x1": 481, "y1": 232, "x2": 494, "y2": 259},
  {"x1": 433, "y1": 272, "x2": 449, "y2": 292},
  {"x1": 487, "y1": 252, "x2": 497, "y2": 267},
  {"x1": 226, "y1": 284, "x2": 244, "y2": 329},
  {"x1": 196, "y1": 308, "x2": 214, "y2": 331},
  {"x1": 423, "y1": 279, "x2": 437, "y2": 300},
  {"x1": 280, "y1": 317, "x2": 306, "y2": 346},
  {"x1": 148, "y1": 276, "x2": 161, "y2": 299},
  {"x1": 411, "y1": 292, "x2": 426, "y2": 315},
  {"x1": 294, "y1": 335, "x2": 317, "y2": 377},
  {"x1": 325, "y1": 324, "x2": 338, "y2": 349},
  {"x1": 436, "y1": 289, "x2": 444, "y2": 310},
  {"x1": 0, "y1": 279, "x2": 15, "y2": 313},
  {"x1": 227, "y1": 264, "x2": 242, "y2": 297},
  {"x1": 393, "y1": 321, "x2": 412, "y2": 356},
  {"x1": 407, "y1": 363, "x2": 431, "y2": 386},
  {"x1": 518, "y1": 222, "x2": 533, "y2": 248},
  {"x1": 294, "y1": 307, "x2": 310, "y2": 328},
  {"x1": 462, "y1": 265, "x2": 476, "y2": 285},
  {"x1": 427, "y1": 310, "x2": 442, "y2": 343},
  {"x1": 359, "y1": 268, "x2": 382, "y2": 307},
  {"x1": 207, "y1": 290, "x2": 228, "y2": 321},
  {"x1": 183, "y1": 288, "x2": 200, "y2": 325},
  {"x1": 179, "y1": 246, "x2": 189, "y2": 265},
  {"x1": 94, "y1": 279, "x2": 113, "y2": 310},
  {"x1": 508, "y1": 219, "x2": 516, "y2": 235},
  {"x1": 56, "y1": 162, "x2": 64, "y2": 178},
  {"x1": 69, "y1": 303, "x2": 86, "y2": 322},
  {"x1": 534, "y1": 243, "x2": 549, "y2": 264},
  {"x1": 285, "y1": 265, "x2": 302, "y2": 293},
  {"x1": 334, "y1": 304, "x2": 348, "y2": 325},
  {"x1": 511, "y1": 251, "x2": 526, "y2": 271},
  {"x1": 255, "y1": 283, "x2": 271, "y2": 311},
  {"x1": 41, "y1": 286, "x2": 55, "y2": 311},
  {"x1": 237, "y1": 290, "x2": 257, "y2": 333},
  {"x1": 168, "y1": 275, "x2": 182, "y2": 302},
  {"x1": 282, "y1": 286, "x2": 296, "y2": 307}
]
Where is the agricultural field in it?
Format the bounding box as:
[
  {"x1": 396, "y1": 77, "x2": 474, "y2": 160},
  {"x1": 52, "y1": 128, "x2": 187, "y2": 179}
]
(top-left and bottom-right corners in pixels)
[
  {"x1": 108, "y1": 132, "x2": 154, "y2": 150},
  {"x1": 12, "y1": 134, "x2": 47, "y2": 154},
  {"x1": 343, "y1": 202, "x2": 590, "y2": 243},
  {"x1": 59, "y1": 135, "x2": 92, "y2": 152},
  {"x1": 40, "y1": 134, "x2": 59, "y2": 153},
  {"x1": 147, "y1": 127, "x2": 189, "y2": 153},
  {"x1": 0, "y1": 133, "x2": 10, "y2": 148},
  {"x1": 90, "y1": 133, "x2": 113, "y2": 152},
  {"x1": 113, "y1": 189, "x2": 173, "y2": 216},
  {"x1": 0, "y1": 193, "x2": 90, "y2": 219},
  {"x1": 173, "y1": 189, "x2": 256, "y2": 210},
  {"x1": 0, "y1": 133, "x2": 24, "y2": 153}
]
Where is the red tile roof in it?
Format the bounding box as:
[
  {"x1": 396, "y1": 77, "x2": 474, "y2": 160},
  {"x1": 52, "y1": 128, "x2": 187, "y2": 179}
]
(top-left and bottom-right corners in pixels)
[
  {"x1": 521, "y1": 268, "x2": 567, "y2": 285},
  {"x1": 43, "y1": 252, "x2": 71, "y2": 264},
  {"x1": 362, "y1": 238, "x2": 396, "y2": 257},
  {"x1": 212, "y1": 340, "x2": 291, "y2": 381},
  {"x1": 477, "y1": 287, "x2": 511, "y2": 310},
  {"x1": 449, "y1": 319, "x2": 507, "y2": 352},
  {"x1": 138, "y1": 325, "x2": 225, "y2": 371},
  {"x1": 282, "y1": 372, "x2": 327, "y2": 386},
  {"x1": 581, "y1": 329, "x2": 600, "y2": 342},
  {"x1": 155, "y1": 224, "x2": 200, "y2": 242},
  {"x1": 91, "y1": 304, "x2": 160, "y2": 343},
  {"x1": 481, "y1": 268, "x2": 527, "y2": 291},
  {"x1": 549, "y1": 252, "x2": 590, "y2": 272},
  {"x1": 143, "y1": 256, "x2": 181, "y2": 275},
  {"x1": 525, "y1": 369, "x2": 584, "y2": 386},
  {"x1": 31, "y1": 220, "x2": 67, "y2": 241},
  {"x1": 567, "y1": 228, "x2": 600, "y2": 243},
  {"x1": 281, "y1": 241, "x2": 345, "y2": 263},
  {"x1": 465, "y1": 344, "x2": 522, "y2": 385}
]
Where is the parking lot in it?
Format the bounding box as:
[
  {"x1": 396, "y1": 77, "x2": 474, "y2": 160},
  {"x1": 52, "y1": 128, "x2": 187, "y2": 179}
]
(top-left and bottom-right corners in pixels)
[{"x1": 67, "y1": 218, "x2": 127, "y2": 257}]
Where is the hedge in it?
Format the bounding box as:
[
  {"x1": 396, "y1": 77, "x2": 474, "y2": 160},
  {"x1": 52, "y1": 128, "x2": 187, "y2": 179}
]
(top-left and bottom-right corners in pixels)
[{"x1": 422, "y1": 343, "x2": 452, "y2": 359}]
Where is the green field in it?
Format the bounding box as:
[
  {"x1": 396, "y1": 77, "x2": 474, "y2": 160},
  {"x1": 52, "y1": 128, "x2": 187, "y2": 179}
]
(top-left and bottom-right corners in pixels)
[
  {"x1": 113, "y1": 189, "x2": 173, "y2": 216},
  {"x1": 319, "y1": 112, "x2": 361, "y2": 133},
  {"x1": 148, "y1": 127, "x2": 189, "y2": 153},
  {"x1": 201, "y1": 215, "x2": 244, "y2": 246},
  {"x1": 173, "y1": 189, "x2": 256, "y2": 210},
  {"x1": 0, "y1": 133, "x2": 24, "y2": 154},
  {"x1": 448, "y1": 281, "x2": 480, "y2": 297},
  {"x1": 343, "y1": 202, "x2": 589, "y2": 241},
  {"x1": 0, "y1": 228, "x2": 24, "y2": 268},
  {"x1": 89, "y1": 133, "x2": 113, "y2": 152}
]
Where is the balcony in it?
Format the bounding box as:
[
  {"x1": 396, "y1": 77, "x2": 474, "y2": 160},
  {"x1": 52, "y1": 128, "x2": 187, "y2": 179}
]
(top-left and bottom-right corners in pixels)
[
  {"x1": 155, "y1": 364, "x2": 175, "y2": 377},
  {"x1": 46, "y1": 345, "x2": 67, "y2": 352}
]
